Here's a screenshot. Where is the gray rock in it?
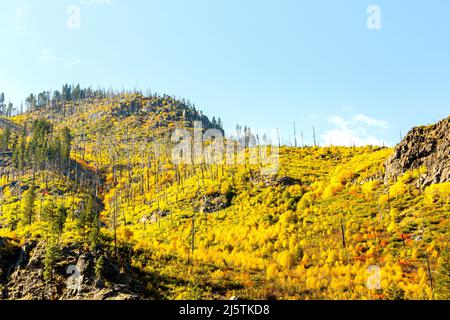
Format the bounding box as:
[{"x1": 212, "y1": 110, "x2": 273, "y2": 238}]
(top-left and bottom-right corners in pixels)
[
  {"x1": 76, "y1": 253, "x2": 94, "y2": 276},
  {"x1": 2, "y1": 241, "x2": 144, "y2": 300},
  {"x1": 384, "y1": 117, "x2": 449, "y2": 186}
]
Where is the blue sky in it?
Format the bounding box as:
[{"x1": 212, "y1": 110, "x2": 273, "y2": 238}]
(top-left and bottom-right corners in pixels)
[{"x1": 0, "y1": 0, "x2": 449, "y2": 146}]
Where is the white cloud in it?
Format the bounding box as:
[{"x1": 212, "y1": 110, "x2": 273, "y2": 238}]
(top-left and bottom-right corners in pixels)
[
  {"x1": 39, "y1": 50, "x2": 80, "y2": 68},
  {"x1": 353, "y1": 113, "x2": 389, "y2": 128},
  {"x1": 329, "y1": 116, "x2": 347, "y2": 130},
  {"x1": 65, "y1": 58, "x2": 81, "y2": 68},
  {"x1": 340, "y1": 105, "x2": 353, "y2": 113},
  {"x1": 321, "y1": 113, "x2": 388, "y2": 146},
  {"x1": 321, "y1": 129, "x2": 384, "y2": 147},
  {"x1": 40, "y1": 49, "x2": 58, "y2": 64},
  {"x1": 14, "y1": 4, "x2": 29, "y2": 29},
  {"x1": 15, "y1": 4, "x2": 29, "y2": 20}
]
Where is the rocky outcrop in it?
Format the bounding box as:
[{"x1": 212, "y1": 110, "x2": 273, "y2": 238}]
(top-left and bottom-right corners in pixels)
[
  {"x1": 0, "y1": 118, "x2": 21, "y2": 133},
  {"x1": 0, "y1": 237, "x2": 21, "y2": 299},
  {"x1": 250, "y1": 174, "x2": 302, "y2": 188},
  {"x1": 384, "y1": 117, "x2": 450, "y2": 185},
  {"x1": 200, "y1": 193, "x2": 229, "y2": 213},
  {"x1": 0, "y1": 239, "x2": 144, "y2": 300}
]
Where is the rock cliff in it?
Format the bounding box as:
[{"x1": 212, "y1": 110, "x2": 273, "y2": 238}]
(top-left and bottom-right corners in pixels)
[
  {"x1": 0, "y1": 238, "x2": 144, "y2": 300},
  {"x1": 384, "y1": 117, "x2": 449, "y2": 185}
]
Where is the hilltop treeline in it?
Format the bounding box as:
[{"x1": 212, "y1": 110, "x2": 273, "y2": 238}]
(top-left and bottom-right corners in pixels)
[{"x1": 17, "y1": 84, "x2": 222, "y2": 129}]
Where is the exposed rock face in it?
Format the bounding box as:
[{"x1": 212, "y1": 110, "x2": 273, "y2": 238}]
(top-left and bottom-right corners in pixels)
[
  {"x1": 0, "y1": 118, "x2": 21, "y2": 133},
  {"x1": 250, "y1": 171, "x2": 302, "y2": 188},
  {"x1": 0, "y1": 239, "x2": 144, "y2": 300},
  {"x1": 384, "y1": 117, "x2": 450, "y2": 185},
  {"x1": 201, "y1": 193, "x2": 229, "y2": 213},
  {"x1": 0, "y1": 237, "x2": 21, "y2": 299}
]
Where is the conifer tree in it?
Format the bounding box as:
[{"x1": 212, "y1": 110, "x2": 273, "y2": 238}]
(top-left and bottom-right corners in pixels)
[{"x1": 20, "y1": 187, "x2": 36, "y2": 226}]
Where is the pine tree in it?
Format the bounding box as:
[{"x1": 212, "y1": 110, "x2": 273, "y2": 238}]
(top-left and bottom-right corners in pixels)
[
  {"x1": 78, "y1": 194, "x2": 100, "y2": 250},
  {"x1": 60, "y1": 127, "x2": 72, "y2": 162},
  {"x1": 95, "y1": 255, "x2": 105, "y2": 280},
  {"x1": 6, "y1": 102, "x2": 13, "y2": 117},
  {"x1": 42, "y1": 202, "x2": 65, "y2": 282},
  {"x1": 0, "y1": 126, "x2": 10, "y2": 150},
  {"x1": 13, "y1": 134, "x2": 27, "y2": 170},
  {"x1": 0, "y1": 92, "x2": 5, "y2": 114},
  {"x1": 88, "y1": 212, "x2": 101, "y2": 252},
  {"x1": 44, "y1": 242, "x2": 60, "y2": 281},
  {"x1": 55, "y1": 205, "x2": 68, "y2": 236},
  {"x1": 25, "y1": 94, "x2": 37, "y2": 111},
  {"x1": 43, "y1": 201, "x2": 67, "y2": 237},
  {"x1": 385, "y1": 282, "x2": 405, "y2": 300},
  {"x1": 20, "y1": 187, "x2": 36, "y2": 226}
]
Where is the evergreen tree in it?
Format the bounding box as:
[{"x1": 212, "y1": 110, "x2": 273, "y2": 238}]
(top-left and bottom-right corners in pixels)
[
  {"x1": 7, "y1": 102, "x2": 13, "y2": 117},
  {"x1": 25, "y1": 94, "x2": 37, "y2": 111},
  {"x1": 60, "y1": 127, "x2": 72, "y2": 162},
  {"x1": 37, "y1": 91, "x2": 50, "y2": 109},
  {"x1": 52, "y1": 90, "x2": 61, "y2": 102},
  {"x1": 42, "y1": 201, "x2": 68, "y2": 237},
  {"x1": 20, "y1": 187, "x2": 36, "y2": 226},
  {"x1": 385, "y1": 282, "x2": 405, "y2": 300},
  {"x1": 73, "y1": 84, "x2": 81, "y2": 101},
  {"x1": 55, "y1": 205, "x2": 68, "y2": 236},
  {"x1": 0, "y1": 92, "x2": 5, "y2": 114},
  {"x1": 95, "y1": 255, "x2": 105, "y2": 280},
  {"x1": 44, "y1": 242, "x2": 60, "y2": 281},
  {"x1": 62, "y1": 84, "x2": 72, "y2": 101},
  {"x1": 0, "y1": 126, "x2": 11, "y2": 150},
  {"x1": 78, "y1": 194, "x2": 100, "y2": 250}
]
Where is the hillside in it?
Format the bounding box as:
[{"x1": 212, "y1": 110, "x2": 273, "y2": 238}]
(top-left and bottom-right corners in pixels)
[
  {"x1": 0, "y1": 87, "x2": 449, "y2": 300},
  {"x1": 385, "y1": 117, "x2": 450, "y2": 186}
]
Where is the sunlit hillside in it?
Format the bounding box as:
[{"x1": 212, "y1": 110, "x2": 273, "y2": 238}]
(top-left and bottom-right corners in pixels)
[{"x1": 0, "y1": 87, "x2": 448, "y2": 300}]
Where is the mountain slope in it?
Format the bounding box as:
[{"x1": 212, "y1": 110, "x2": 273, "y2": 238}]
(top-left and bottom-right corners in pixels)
[{"x1": 0, "y1": 89, "x2": 449, "y2": 300}]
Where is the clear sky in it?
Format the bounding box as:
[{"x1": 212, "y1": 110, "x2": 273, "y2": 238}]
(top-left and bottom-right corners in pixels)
[{"x1": 0, "y1": 0, "x2": 449, "y2": 146}]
